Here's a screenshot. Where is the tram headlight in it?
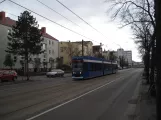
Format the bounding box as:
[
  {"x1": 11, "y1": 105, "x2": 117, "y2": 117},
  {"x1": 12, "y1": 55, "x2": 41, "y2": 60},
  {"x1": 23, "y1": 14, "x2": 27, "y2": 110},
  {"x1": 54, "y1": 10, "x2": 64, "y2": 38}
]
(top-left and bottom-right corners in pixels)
[{"x1": 80, "y1": 71, "x2": 82, "y2": 74}]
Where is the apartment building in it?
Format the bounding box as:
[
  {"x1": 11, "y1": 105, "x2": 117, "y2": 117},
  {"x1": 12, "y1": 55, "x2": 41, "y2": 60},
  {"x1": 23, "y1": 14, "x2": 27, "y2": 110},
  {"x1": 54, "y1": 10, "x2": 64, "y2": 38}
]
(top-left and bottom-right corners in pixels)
[
  {"x1": 116, "y1": 48, "x2": 132, "y2": 66},
  {"x1": 0, "y1": 11, "x2": 59, "y2": 70},
  {"x1": 59, "y1": 41, "x2": 93, "y2": 66}
]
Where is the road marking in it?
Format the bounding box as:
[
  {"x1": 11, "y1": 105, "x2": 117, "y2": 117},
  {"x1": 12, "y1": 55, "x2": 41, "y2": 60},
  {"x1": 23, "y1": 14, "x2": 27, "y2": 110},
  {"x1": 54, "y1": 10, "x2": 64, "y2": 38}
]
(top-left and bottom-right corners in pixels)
[{"x1": 26, "y1": 78, "x2": 121, "y2": 120}]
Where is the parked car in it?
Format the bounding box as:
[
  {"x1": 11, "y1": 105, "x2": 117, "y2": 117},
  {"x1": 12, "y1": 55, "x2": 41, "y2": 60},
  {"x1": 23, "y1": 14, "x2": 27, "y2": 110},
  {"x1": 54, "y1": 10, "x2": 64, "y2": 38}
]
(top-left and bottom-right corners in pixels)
[
  {"x1": 118, "y1": 67, "x2": 122, "y2": 70},
  {"x1": 46, "y1": 69, "x2": 64, "y2": 77},
  {"x1": 0, "y1": 70, "x2": 18, "y2": 82},
  {"x1": 10, "y1": 70, "x2": 18, "y2": 79}
]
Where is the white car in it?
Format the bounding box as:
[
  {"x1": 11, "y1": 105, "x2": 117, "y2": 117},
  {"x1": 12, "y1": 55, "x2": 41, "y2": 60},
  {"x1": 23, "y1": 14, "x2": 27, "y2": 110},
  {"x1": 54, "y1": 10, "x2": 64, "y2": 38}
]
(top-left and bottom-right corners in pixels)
[{"x1": 46, "y1": 69, "x2": 64, "y2": 77}]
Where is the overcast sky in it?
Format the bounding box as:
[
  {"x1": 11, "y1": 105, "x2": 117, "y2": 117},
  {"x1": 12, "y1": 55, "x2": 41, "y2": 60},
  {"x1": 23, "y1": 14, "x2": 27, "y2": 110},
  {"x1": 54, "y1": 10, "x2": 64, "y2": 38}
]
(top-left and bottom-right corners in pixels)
[{"x1": 0, "y1": 0, "x2": 141, "y2": 62}]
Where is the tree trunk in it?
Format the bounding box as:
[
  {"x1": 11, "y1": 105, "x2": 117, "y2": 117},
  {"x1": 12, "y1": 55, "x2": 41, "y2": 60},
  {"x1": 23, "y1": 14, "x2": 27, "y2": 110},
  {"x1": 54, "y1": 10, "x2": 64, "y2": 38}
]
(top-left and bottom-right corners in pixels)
[
  {"x1": 144, "y1": 52, "x2": 150, "y2": 84},
  {"x1": 147, "y1": 50, "x2": 150, "y2": 84},
  {"x1": 150, "y1": 40, "x2": 155, "y2": 85},
  {"x1": 155, "y1": 0, "x2": 161, "y2": 119},
  {"x1": 25, "y1": 54, "x2": 29, "y2": 81}
]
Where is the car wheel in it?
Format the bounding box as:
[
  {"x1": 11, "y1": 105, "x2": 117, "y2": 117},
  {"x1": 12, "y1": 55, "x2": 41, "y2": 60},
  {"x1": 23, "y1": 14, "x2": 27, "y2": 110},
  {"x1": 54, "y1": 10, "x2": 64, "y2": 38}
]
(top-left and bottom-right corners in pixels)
[
  {"x1": 0, "y1": 79, "x2": 3, "y2": 83},
  {"x1": 12, "y1": 77, "x2": 15, "y2": 81}
]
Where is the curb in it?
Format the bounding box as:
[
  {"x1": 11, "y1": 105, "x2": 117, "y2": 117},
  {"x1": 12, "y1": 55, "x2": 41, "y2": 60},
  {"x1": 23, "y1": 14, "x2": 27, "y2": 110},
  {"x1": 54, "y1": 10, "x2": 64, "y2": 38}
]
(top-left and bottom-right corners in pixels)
[{"x1": 124, "y1": 77, "x2": 142, "y2": 120}]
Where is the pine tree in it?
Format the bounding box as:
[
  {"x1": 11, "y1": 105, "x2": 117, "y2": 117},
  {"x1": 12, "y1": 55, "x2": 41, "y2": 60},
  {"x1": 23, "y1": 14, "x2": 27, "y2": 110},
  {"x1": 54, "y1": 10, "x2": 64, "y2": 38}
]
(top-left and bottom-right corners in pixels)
[
  {"x1": 6, "y1": 11, "x2": 43, "y2": 80},
  {"x1": 3, "y1": 54, "x2": 15, "y2": 69}
]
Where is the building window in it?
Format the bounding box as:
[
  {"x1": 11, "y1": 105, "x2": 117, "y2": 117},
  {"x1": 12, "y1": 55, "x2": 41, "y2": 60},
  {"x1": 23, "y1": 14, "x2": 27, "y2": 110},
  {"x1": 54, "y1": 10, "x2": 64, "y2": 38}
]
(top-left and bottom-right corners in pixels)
[
  {"x1": 42, "y1": 44, "x2": 46, "y2": 50},
  {"x1": 49, "y1": 50, "x2": 51, "y2": 54},
  {"x1": 60, "y1": 47, "x2": 63, "y2": 52},
  {"x1": 52, "y1": 50, "x2": 54, "y2": 54},
  {"x1": 44, "y1": 54, "x2": 46, "y2": 58},
  {"x1": 8, "y1": 29, "x2": 11, "y2": 33},
  {"x1": 52, "y1": 41, "x2": 54, "y2": 45},
  {"x1": 49, "y1": 40, "x2": 51, "y2": 45}
]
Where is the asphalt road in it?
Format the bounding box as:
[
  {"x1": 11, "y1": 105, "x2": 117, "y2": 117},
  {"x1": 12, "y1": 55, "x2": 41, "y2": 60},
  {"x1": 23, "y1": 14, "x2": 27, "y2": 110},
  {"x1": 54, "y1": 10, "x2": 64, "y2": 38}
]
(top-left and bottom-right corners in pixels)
[{"x1": 0, "y1": 68, "x2": 142, "y2": 120}]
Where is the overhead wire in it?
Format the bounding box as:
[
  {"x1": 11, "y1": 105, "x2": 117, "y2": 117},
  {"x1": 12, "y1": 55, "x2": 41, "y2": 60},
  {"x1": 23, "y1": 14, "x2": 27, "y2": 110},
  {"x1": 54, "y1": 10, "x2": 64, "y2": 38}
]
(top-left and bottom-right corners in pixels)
[
  {"x1": 55, "y1": 0, "x2": 121, "y2": 49},
  {"x1": 8, "y1": 0, "x2": 100, "y2": 44},
  {"x1": 36, "y1": 0, "x2": 82, "y2": 29},
  {"x1": 7, "y1": 0, "x2": 118, "y2": 50},
  {"x1": 7, "y1": 12, "x2": 18, "y2": 18},
  {"x1": 0, "y1": 0, "x2": 120, "y2": 50},
  {"x1": 0, "y1": 0, "x2": 6, "y2": 4},
  {"x1": 55, "y1": 0, "x2": 111, "y2": 41}
]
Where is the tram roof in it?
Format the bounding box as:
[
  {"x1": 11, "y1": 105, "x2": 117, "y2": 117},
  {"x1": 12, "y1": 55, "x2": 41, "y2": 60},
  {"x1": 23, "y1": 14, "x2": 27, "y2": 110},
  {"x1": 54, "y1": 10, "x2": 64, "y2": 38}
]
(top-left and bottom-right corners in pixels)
[{"x1": 72, "y1": 56, "x2": 117, "y2": 63}]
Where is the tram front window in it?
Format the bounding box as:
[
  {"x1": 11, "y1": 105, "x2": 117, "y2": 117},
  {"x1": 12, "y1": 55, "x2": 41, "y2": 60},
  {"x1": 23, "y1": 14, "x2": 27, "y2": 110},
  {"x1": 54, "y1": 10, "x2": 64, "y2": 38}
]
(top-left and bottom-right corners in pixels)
[{"x1": 72, "y1": 62, "x2": 83, "y2": 71}]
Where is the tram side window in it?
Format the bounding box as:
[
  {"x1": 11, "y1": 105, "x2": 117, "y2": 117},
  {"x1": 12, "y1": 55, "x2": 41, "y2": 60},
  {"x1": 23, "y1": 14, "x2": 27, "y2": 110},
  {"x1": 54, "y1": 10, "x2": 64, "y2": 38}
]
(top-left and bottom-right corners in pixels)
[
  {"x1": 106, "y1": 64, "x2": 109, "y2": 70},
  {"x1": 92, "y1": 63, "x2": 95, "y2": 71},
  {"x1": 104, "y1": 64, "x2": 107, "y2": 70},
  {"x1": 98, "y1": 63, "x2": 102, "y2": 70},
  {"x1": 83, "y1": 62, "x2": 88, "y2": 71},
  {"x1": 89, "y1": 63, "x2": 92, "y2": 71},
  {"x1": 89, "y1": 63, "x2": 103, "y2": 71},
  {"x1": 95, "y1": 63, "x2": 99, "y2": 71},
  {"x1": 105, "y1": 64, "x2": 108, "y2": 70},
  {"x1": 95, "y1": 63, "x2": 98, "y2": 71},
  {"x1": 95, "y1": 63, "x2": 102, "y2": 71},
  {"x1": 89, "y1": 63, "x2": 95, "y2": 71}
]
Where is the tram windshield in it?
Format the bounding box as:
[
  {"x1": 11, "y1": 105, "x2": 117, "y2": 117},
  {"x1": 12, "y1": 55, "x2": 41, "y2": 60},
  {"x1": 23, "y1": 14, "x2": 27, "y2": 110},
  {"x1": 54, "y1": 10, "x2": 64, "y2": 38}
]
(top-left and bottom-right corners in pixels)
[{"x1": 72, "y1": 60, "x2": 83, "y2": 71}]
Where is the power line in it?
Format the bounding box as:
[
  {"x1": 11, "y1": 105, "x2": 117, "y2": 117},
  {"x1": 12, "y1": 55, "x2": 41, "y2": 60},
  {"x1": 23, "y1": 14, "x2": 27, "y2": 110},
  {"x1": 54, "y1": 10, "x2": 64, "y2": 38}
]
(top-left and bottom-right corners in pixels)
[
  {"x1": 7, "y1": 12, "x2": 18, "y2": 18},
  {"x1": 8, "y1": 0, "x2": 100, "y2": 44},
  {"x1": 7, "y1": 0, "x2": 112, "y2": 50},
  {"x1": 0, "y1": 0, "x2": 6, "y2": 4},
  {"x1": 0, "y1": 9, "x2": 18, "y2": 18},
  {"x1": 55, "y1": 0, "x2": 110, "y2": 40},
  {"x1": 36, "y1": 0, "x2": 82, "y2": 29}
]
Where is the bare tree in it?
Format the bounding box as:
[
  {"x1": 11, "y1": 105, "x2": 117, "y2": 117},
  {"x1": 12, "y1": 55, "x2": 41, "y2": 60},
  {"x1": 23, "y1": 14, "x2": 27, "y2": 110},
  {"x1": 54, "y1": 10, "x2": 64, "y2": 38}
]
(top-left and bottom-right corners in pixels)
[
  {"x1": 107, "y1": 0, "x2": 161, "y2": 119},
  {"x1": 109, "y1": 51, "x2": 117, "y2": 61},
  {"x1": 132, "y1": 21, "x2": 153, "y2": 83},
  {"x1": 107, "y1": 0, "x2": 155, "y2": 28},
  {"x1": 66, "y1": 41, "x2": 82, "y2": 65},
  {"x1": 107, "y1": 0, "x2": 156, "y2": 83}
]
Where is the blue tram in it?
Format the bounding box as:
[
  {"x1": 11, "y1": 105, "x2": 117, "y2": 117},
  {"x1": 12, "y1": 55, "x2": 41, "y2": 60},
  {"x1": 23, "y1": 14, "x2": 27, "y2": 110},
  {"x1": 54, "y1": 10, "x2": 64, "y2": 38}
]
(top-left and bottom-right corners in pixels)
[{"x1": 72, "y1": 56, "x2": 118, "y2": 79}]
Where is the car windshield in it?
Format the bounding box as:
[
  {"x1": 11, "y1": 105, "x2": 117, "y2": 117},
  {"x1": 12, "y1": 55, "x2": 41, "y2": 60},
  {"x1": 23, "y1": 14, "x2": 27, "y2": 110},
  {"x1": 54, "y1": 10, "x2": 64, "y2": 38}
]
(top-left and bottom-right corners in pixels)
[{"x1": 51, "y1": 69, "x2": 62, "y2": 72}]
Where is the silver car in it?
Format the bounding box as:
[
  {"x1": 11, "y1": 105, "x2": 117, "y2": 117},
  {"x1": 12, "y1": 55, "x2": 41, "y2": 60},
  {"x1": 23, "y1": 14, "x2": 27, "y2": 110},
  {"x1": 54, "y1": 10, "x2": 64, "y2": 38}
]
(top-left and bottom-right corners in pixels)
[{"x1": 46, "y1": 69, "x2": 64, "y2": 77}]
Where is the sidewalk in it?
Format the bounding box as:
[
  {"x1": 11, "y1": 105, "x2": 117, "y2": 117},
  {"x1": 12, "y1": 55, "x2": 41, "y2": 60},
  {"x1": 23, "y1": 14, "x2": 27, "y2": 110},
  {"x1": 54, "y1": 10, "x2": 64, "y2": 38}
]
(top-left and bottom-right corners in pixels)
[
  {"x1": 0, "y1": 73, "x2": 72, "y2": 86},
  {"x1": 134, "y1": 79, "x2": 156, "y2": 120}
]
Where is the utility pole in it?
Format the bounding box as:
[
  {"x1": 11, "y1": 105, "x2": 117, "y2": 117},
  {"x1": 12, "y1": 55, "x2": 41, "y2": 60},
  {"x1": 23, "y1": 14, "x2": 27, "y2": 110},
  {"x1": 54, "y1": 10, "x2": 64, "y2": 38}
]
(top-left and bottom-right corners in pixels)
[
  {"x1": 82, "y1": 39, "x2": 84, "y2": 56},
  {"x1": 100, "y1": 43, "x2": 103, "y2": 56}
]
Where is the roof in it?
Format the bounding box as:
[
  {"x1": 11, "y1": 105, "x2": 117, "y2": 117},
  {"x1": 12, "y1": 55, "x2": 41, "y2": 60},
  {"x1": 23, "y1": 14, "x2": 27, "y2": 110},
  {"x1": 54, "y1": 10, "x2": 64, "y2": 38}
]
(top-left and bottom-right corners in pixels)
[
  {"x1": 0, "y1": 17, "x2": 58, "y2": 41},
  {"x1": 72, "y1": 56, "x2": 103, "y2": 61},
  {"x1": 0, "y1": 17, "x2": 16, "y2": 27},
  {"x1": 42, "y1": 33, "x2": 58, "y2": 41},
  {"x1": 72, "y1": 56, "x2": 117, "y2": 64},
  {"x1": 73, "y1": 41, "x2": 92, "y2": 43}
]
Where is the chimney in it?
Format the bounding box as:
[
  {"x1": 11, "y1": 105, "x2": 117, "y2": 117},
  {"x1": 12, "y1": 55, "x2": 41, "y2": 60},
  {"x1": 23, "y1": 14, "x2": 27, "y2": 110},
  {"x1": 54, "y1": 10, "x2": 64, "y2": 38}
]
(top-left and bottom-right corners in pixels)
[
  {"x1": 0, "y1": 11, "x2": 5, "y2": 21},
  {"x1": 41, "y1": 27, "x2": 46, "y2": 34}
]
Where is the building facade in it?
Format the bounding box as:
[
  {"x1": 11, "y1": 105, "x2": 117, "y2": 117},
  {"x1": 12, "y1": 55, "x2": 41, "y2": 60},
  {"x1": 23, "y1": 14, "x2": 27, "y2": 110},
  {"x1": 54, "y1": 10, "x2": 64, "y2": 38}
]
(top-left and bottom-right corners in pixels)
[
  {"x1": 115, "y1": 48, "x2": 132, "y2": 66},
  {"x1": 59, "y1": 41, "x2": 93, "y2": 66},
  {"x1": 92, "y1": 45, "x2": 102, "y2": 55},
  {"x1": 0, "y1": 11, "x2": 59, "y2": 70},
  {"x1": 124, "y1": 50, "x2": 132, "y2": 66},
  {"x1": 102, "y1": 50, "x2": 110, "y2": 60}
]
